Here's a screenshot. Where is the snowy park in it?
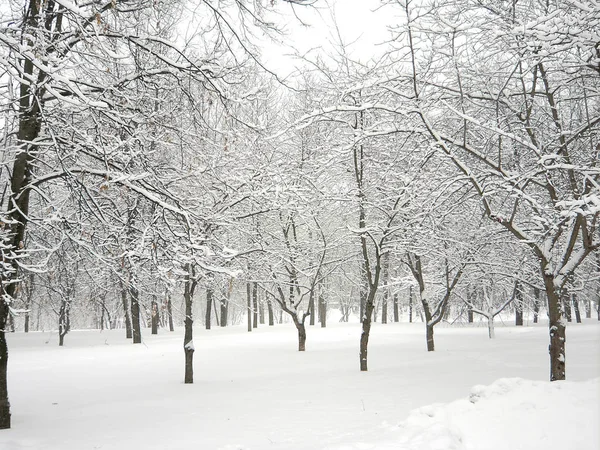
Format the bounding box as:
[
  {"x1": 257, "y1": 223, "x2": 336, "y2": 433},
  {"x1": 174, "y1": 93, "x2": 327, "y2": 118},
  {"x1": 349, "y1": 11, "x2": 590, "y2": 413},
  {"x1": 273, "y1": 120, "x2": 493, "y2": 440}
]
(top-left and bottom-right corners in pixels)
[{"x1": 0, "y1": 318, "x2": 598, "y2": 450}]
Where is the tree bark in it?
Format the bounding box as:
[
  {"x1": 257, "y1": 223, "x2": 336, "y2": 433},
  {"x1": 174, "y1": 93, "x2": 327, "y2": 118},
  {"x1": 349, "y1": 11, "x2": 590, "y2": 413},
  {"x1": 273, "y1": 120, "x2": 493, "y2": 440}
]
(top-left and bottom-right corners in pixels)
[
  {"x1": 359, "y1": 289, "x2": 377, "y2": 371},
  {"x1": 121, "y1": 280, "x2": 133, "y2": 339},
  {"x1": 293, "y1": 318, "x2": 307, "y2": 351},
  {"x1": 584, "y1": 298, "x2": 591, "y2": 319},
  {"x1": 58, "y1": 298, "x2": 70, "y2": 346},
  {"x1": 488, "y1": 316, "x2": 495, "y2": 339},
  {"x1": 205, "y1": 287, "x2": 213, "y2": 330},
  {"x1": 0, "y1": 299, "x2": 11, "y2": 429},
  {"x1": 183, "y1": 266, "x2": 196, "y2": 384},
  {"x1": 308, "y1": 289, "x2": 316, "y2": 326},
  {"x1": 393, "y1": 292, "x2": 399, "y2": 322},
  {"x1": 533, "y1": 287, "x2": 541, "y2": 324},
  {"x1": 252, "y1": 282, "x2": 258, "y2": 329},
  {"x1": 267, "y1": 300, "x2": 274, "y2": 326},
  {"x1": 426, "y1": 322, "x2": 435, "y2": 350},
  {"x1": 246, "y1": 283, "x2": 252, "y2": 332},
  {"x1": 318, "y1": 290, "x2": 326, "y2": 328},
  {"x1": 515, "y1": 280, "x2": 524, "y2": 326},
  {"x1": 130, "y1": 286, "x2": 141, "y2": 344},
  {"x1": 151, "y1": 298, "x2": 159, "y2": 334},
  {"x1": 167, "y1": 295, "x2": 174, "y2": 332},
  {"x1": 409, "y1": 286, "x2": 413, "y2": 323},
  {"x1": 572, "y1": 293, "x2": 581, "y2": 324},
  {"x1": 544, "y1": 273, "x2": 566, "y2": 381},
  {"x1": 220, "y1": 296, "x2": 228, "y2": 327}
]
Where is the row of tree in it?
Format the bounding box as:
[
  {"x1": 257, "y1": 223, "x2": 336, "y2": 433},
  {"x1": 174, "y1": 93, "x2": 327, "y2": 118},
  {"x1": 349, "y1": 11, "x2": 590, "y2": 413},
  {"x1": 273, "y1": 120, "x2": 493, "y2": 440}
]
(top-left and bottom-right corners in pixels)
[{"x1": 0, "y1": 0, "x2": 598, "y2": 430}]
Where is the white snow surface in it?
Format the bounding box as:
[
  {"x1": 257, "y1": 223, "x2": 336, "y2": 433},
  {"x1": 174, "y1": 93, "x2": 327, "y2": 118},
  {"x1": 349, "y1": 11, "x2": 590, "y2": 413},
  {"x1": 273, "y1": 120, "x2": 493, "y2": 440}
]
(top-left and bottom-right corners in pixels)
[{"x1": 0, "y1": 320, "x2": 599, "y2": 450}]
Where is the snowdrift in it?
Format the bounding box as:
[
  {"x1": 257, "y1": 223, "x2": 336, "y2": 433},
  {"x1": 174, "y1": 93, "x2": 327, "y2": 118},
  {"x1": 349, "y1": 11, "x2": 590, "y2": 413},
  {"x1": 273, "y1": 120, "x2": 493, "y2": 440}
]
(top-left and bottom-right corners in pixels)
[{"x1": 328, "y1": 378, "x2": 600, "y2": 450}]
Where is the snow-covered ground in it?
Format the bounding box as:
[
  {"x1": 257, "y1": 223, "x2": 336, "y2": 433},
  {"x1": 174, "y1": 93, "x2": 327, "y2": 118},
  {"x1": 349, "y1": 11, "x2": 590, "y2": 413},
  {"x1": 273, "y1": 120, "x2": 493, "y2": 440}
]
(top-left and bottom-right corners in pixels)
[{"x1": 1, "y1": 319, "x2": 599, "y2": 450}]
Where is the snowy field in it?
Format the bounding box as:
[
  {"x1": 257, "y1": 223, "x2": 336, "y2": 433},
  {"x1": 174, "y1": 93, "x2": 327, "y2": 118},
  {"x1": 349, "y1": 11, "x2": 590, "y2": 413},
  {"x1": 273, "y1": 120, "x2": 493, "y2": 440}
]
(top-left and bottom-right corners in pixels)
[{"x1": 0, "y1": 319, "x2": 599, "y2": 450}]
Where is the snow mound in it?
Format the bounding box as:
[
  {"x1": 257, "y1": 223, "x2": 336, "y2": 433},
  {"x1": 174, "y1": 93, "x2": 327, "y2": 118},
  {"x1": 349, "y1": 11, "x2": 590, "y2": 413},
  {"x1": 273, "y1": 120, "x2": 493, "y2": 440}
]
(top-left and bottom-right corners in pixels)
[{"x1": 327, "y1": 378, "x2": 600, "y2": 450}]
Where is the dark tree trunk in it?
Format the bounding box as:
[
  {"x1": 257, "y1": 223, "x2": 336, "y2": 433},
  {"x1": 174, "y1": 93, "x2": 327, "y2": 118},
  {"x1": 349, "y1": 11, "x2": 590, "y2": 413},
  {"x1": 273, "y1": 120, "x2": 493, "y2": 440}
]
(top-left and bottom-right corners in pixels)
[
  {"x1": 259, "y1": 299, "x2": 265, "y2": 325},
  {"x1": 293, "y1": 317, "x2": 307, "y2": 351},
  {"x1": 220, "y1": 296, "x2": 228, "y2": 327},
  {"x1": 533, "y1": 287, "x2": 541, "y2": 324},
  {"x1": 543, "y1": 272, "x2": 566, "y2": 381},
  {"x1": 24, "y1": 312, "x2": 30, "y2": 333},
  {"x1": 359, "y1": 292, "x2": 375, "y2": 371},
  {"x1": 562, "y1": 289, "x2": 573, "y2": 323},
  {"x1": 205, "y1": 287, "x2": 213, "y2": 330},
  {"x1": 267, "y1": 300, "x2": 274, "y2": 326},
  {"x1": 423, "y1": 302, "x2": 434, "y2": 351},
  {"x1": 252, "y1": 282, "x2": 258, "y2": 329},
  {"x1": 515, "y1": 281, "x2": 524, "y2": 326},
  {"x1": 0, "y1": 299, "x2": 11, "y2": 429},
  {"x1": 246, "y1": 283, "x2": 252, "y2": 332},
  {"x1": 467, "y1": 287, "x2": 475, "y2": 323},
  {"x1": 167, "y1": 296, "x2": 174, "y2": 332},
  {"x1": 393, "y1": 292, "x2": 399, "y2": 322},
  {"x1": 130, "y1": 286, "x2": 141, "y2": 344},
  {"x1": 121, "y1": 280, "x2": 133, "y2": 339},
  {"x1": 151, "y1": 298, "x2": 159, "y2": 334},
  {"x1": 359, "y1": 286, "x2": 366, "y2": 323},
  {"x1": 183, "y1": 266, "x2": 196, "y2": 384},
  {"x1": 572, "y1": 293, "x2": 581, "y2": 324},
  {"x1": 58, "y1": 298, "x2": 70, "y2": 347}
]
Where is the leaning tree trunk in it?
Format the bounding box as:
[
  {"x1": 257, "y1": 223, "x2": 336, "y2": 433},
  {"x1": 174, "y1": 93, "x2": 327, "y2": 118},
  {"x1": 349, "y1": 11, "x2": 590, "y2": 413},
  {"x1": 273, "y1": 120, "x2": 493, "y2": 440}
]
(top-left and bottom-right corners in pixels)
[
  {"x1": 130, "y1": 286, "x2": 141, "y2": 344},
  {"x1": 544, "y1": 273, "x2": 566, "y2": 381},
  {"x1": 572, "y1": 293, "x2": 581, "y2": 324}
]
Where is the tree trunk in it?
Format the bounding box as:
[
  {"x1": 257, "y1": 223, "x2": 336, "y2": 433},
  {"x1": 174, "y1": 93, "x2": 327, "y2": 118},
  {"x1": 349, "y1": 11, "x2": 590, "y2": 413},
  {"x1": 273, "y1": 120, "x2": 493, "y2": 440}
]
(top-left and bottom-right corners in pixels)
[
  {"x1": 584, "y1": 298, "x2": 591, "y2": 319},
  {"x1": 562, "y1": 287, "x2": 572, "y2": 323},
  {"x1": 183, "y1": 267, "x2": 195, "y2": 384},
  {"x1": 467, "y1": 305, "x2": 474, "y2": 323},
  {"x1": 308, "y1": 289, "x2": 315, "y2": 326},
  {"x1": 426, "y1": 322, "x2": 435, "y2": 351},
  {"x1": 294, "y1": 319, "x2": 307, "y2": 352},
  {"x1": 121, "y1": 281, "x2": 133, "y2": 339},
  {"x1": 220, "y1": 296, "x2": 228, "y2": 327},
  {"x1": 205, "y1": 287, "x2": 213, "y2": 330},
  {"x1": 488, "y1": 315, "x2": 495, "y2": 339},
  {"x1": 0, "y1": 299, "x2": 11, "y2": 429},
  {"x1": 544, "y1": 273, "x2": 566, "y2": 381},
  {"x1": 58, "y1": 298, "x2": 70, "y2": 347},
  {"x1": 533, "y1": 287, "x2": 541, "y2": 324},
  {"x1": 246, "y1": 283, "x2": 252, "y2": 332},
  {"x1": 515, "y1": 280, "x2": 523, "y2": 326},
  {"x1": 252, "y1": 282, "x2": 258, "y2": 329},
  {"x1": 259, "y1": 299, "x2": 265, "y2": 325},
  {"x1": 393, "y1": 292, "x2": 399, "y2": 322},
  {"x1": 409, "y1": 286, "x2": 414, "y2": 323},
  {"x1": 167, "y1": 295, "x2": 174, "y2": 332},
  {"x1": 572, "y1": 293, "x2": 581, "y2": 324},
  {"x1": 359, "y1": 290, "x2": 376, "y2": 371},
  {"x1": 467, "y1": 287, "x2": 475, "y2": 323},
  {"x1": 267, "y1": 300, "x2": 274, "y2": 326},
  {"x1": 318, "y1": 290, "x2": 326, "y2": 328},
  {"x1": 151, "y1": 298, "x2": 159, "y2": 334},
  {"x1": 130, "y1": 286, "x2": 141, "y2": 344}
]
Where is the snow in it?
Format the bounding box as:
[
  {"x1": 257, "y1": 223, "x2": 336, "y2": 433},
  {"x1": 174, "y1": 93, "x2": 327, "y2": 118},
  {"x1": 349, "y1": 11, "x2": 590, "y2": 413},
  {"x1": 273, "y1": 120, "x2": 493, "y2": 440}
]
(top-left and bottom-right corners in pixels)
[{"x1": 0, "y1": 320, "x2": 598, "y2": 450}]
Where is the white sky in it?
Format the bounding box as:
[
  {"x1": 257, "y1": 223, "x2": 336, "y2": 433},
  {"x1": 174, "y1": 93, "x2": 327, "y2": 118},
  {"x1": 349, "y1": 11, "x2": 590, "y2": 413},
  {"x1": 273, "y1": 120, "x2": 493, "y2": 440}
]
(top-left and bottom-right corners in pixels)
[{"x1": 261, "y1": 0, "x2": 398, "y2": 78}]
